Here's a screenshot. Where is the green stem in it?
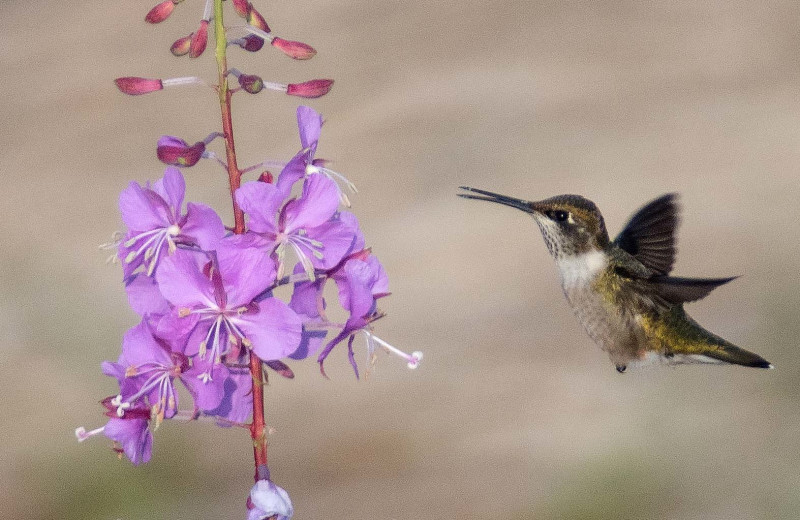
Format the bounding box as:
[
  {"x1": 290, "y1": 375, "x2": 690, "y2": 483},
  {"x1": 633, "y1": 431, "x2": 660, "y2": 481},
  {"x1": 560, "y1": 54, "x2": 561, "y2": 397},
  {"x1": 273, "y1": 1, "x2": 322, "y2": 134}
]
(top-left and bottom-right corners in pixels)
[{"x1": 212, "y1": 0, "x2": 269, "y2": 483}]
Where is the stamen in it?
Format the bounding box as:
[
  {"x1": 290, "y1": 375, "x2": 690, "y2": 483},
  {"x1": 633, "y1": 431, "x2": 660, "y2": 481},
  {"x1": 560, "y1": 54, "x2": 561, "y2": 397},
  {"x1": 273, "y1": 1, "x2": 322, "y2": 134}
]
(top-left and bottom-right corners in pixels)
[
  {"x1": 365, "y1": 332, "x2": 423, "y2": 369},
  {"x1": 75, "y1": 426, "x2": 105, "y2": 442}
]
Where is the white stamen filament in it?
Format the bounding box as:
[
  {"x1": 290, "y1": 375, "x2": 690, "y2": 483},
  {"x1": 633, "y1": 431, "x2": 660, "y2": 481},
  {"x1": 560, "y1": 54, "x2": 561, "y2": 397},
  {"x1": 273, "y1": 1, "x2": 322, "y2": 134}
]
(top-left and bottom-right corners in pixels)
[
  {"x1": 75, "y1": 426, "x2": 105, "y2": 442},
  {"x1": 365, "y1": 332, "x2": 423, "y2": 369}
]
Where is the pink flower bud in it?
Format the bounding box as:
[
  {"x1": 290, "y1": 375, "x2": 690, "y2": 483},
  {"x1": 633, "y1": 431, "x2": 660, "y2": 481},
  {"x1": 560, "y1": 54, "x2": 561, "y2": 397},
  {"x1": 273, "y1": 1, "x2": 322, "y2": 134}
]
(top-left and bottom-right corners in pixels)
[
  {"x1": 232, "y1": 0, "x2": 250, "y2": 18},
  {"x1": 145, "y1": 1, "x2": 174, "y2": 23},
  {"x1": 286, "y1": 79, "x2": 334, "y2": 99},
  {"x1": 271, "y1": 38, "x2": 317, "y2": 60},
  {"x1": 189, "y1": 20, "x2": 209, "y2": 58},
  {"x1": 156, "y1": 136, "x2": 205, "y2": 167},
  {"x1": 240, "y1": 34, "x2": 264, "y2": 52},
  {"x1": 258, "y1": 171, "x2": 274, "y2": 184},
  {"x1": 247, "y1": 6, "x2": 270, "y2": 33},
  {"x1": 238, "y1": 74, "x2": 264, "y2": 94},
  {"x1": 170, "y1": 34, "x2": 192, "y2": 56},
  {"x1": 114, "y1": 77, "x2": 163, "y2": 95}
]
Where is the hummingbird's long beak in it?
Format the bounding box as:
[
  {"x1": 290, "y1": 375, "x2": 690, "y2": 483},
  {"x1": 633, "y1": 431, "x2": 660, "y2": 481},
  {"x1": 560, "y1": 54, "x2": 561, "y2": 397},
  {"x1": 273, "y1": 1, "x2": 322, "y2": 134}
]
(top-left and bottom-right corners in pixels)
[{"x1": 458, "y1": 186, "x2": 536, "y2": 214}]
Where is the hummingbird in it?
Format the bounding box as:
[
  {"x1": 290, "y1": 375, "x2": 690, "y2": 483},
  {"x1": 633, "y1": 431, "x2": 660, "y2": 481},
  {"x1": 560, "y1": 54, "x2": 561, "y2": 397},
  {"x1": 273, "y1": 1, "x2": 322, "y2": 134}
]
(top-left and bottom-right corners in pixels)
[{"x1": 458, "y1": 187, "x2": 772, "y2": 373}]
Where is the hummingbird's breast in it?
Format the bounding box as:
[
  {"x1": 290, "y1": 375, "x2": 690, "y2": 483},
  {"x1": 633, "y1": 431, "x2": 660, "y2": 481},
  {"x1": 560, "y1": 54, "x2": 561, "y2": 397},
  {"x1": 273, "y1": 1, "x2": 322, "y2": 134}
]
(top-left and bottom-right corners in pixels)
[{"x1": 555, "y1": 250, "x2": 645, "y2": 365}]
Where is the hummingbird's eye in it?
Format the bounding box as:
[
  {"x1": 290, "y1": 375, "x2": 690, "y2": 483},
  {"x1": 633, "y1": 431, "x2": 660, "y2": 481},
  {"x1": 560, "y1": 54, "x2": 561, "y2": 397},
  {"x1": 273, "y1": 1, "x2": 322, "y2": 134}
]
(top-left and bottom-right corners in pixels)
[{"x1": 548, "y1": 210, "x2": 570, "y2": 222}]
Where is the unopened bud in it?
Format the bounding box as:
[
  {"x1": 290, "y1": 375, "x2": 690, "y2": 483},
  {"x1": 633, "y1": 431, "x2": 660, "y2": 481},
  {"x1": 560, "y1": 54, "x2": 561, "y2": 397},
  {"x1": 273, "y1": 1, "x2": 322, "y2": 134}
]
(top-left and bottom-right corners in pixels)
[
  {"x1": 232, "y1": 0, "x2": 250, "y2": 18},
  {"x1": 114, "y1": 77, "x2": 163, "y2": 95},
  {"x1": 258, "y1": 171, "x2": 274, "y2": 184},
  {"x1": 240, "y1": 34, "x2": 265, "y2": 52},
  {"x1": 238, "y1": 74, "x2": 264, "y2": 94},
  {"x1": 271, "y1": 38, "x2": 316, "y2": 60},
  {"x1": 189, "y1": 20, "x2": 209, "y2": 58},
  {"x1": 247, "y1": 6, "x2": 270, "y2": 33},
  {"x1": 145, "y1": 1, "x2": 175, "y2": 23},
  {"x1": 171, "y1": 34, "x2": 192, "y2": 56},
  {"x1": 157, "y1": 136, "x2": 205, "y2": 166},
  {"x1": 286, "y1": 79, "x2": 334, "y2": 99}
]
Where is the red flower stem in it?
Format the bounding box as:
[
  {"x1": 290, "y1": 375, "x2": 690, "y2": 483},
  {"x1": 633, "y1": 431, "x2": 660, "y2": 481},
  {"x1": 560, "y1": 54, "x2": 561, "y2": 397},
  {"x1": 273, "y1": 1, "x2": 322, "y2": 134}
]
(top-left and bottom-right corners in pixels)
[{"x1": 212, "y1": 0, "x2": 269, "y2": 482}]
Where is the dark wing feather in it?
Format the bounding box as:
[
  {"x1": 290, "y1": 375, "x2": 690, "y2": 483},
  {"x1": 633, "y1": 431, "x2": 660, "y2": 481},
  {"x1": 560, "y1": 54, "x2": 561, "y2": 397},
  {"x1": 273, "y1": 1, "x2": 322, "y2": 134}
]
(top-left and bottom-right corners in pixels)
[
  {"x1": 652, "y1": 275, "x2": 738, "y2": 304},
  {"x1": 613, "y1": 194, "x2": 679, "y2": 275}
]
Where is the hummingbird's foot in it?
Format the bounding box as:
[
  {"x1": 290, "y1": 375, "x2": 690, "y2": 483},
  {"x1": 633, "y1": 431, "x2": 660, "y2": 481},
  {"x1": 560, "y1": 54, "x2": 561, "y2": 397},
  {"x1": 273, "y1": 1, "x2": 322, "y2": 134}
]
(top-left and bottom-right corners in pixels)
[{"x1": 616, "y1": 364, "x2": 627, "y2": 374}]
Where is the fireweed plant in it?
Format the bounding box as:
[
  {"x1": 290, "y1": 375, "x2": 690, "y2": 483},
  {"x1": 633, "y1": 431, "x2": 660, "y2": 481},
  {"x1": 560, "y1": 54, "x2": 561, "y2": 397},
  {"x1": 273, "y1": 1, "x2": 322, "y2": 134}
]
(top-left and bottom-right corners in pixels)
[{"x1": 75, "y1": 1, "x2": 422, "y2": 518}]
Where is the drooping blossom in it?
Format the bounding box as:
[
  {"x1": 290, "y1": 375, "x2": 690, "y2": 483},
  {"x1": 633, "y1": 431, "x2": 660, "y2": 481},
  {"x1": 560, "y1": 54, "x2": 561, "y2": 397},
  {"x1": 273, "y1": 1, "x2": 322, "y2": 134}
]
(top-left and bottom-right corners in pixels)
[
  {"x1": 102, "y1": 400, "x2": 154, "y2": 465},
  {"x1": 117, "y1": 167, "x2": 225, "y2": 279},
  {"x1": 317, "y1": 250, "x2": 420, "y2": 376},
  {"x1": 278, "y1": 106, "x2": 355, "y2": 205},
  {"x1": 236, "y1": 174, "x2": 359, "y2": 279},
  {"x1": 155, "y1": 244, "x2": 302, "y2": 364}
]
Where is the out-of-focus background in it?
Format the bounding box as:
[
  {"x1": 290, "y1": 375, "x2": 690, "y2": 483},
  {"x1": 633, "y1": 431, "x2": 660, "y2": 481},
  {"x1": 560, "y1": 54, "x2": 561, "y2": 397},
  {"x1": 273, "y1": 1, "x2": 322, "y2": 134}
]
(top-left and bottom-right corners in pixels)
[{"x1": 3, "y1": 1, "x2": 800, "y2": 518}]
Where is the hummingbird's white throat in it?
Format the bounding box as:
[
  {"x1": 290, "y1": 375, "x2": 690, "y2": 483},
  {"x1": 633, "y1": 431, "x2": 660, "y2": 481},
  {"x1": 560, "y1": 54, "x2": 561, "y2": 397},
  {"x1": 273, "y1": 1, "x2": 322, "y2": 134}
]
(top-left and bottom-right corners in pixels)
[{"x1": 556, "y1": 249, "x2": 607, "y2": 290}]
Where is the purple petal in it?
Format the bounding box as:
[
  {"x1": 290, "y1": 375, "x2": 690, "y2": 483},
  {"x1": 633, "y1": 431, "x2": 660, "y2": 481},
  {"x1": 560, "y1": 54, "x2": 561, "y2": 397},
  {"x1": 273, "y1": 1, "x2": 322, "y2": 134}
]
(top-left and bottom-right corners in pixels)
[
  {"x1": 287, "y1": 327, "x2": 328, "y2": 360},
  {"x1": 296, "y1": 105, "x2": 322, "y2": 152},
  {"x1": 216, "y1": 241, "x2": 276, "y2": 306},
  {"x1": 235, "y1": 181, "x2": 283, "y2": 234},
  {"x1": 182, "y1": 202, "x2": 226, "y2": 250},
  {"x1": 151, "y1": 167, "x2": 186, "y2": 219},
  {"x1": 125, "y1": 275, "x2": 170, "y2": 316},
  {"x1": 276, "y1": 151, "x2": 308, "y2": 197},
  {"x1": 334, "y1": 256, "x2": 385, "y2": 317},
  {"x1": 119, "y1": 182, "x2": 170, "y2": 231},
  {"x1": 283, "y1": 175, "x2": 339, "y2": 232},
  {"x1": 288, "y1": 263, "x2": 324, "y2": 318},
  {"x1": 104, "y1": 417, "x2": 153, "y2": 465},
  {"x1": 121, "y1": 321, "x2": 172, "y2": 370},
  {"x1": 337, "y1": 211, "x2": 366, "y2": 253},
  {"x1": 306, "y1": 219, "x2": 358, "y2": 270},
  {"x1": 182, "y1": 357, "x2": 229, "y2": 411},
  {"x1": 156, "y1": 249, "x2": 216, "y2": 308},
  {"x1": 237, "y1": 297, "x2": 302, "y2": 361},
  {"x1": 205, "y1": 368, "x2": 252, "y2": 424}
]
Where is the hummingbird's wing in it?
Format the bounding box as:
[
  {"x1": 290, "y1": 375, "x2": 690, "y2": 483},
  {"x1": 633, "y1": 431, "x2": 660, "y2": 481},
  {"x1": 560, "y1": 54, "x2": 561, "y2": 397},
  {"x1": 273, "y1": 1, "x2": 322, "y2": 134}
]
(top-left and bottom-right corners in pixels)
[
  {"x1": 613, "y1": 193, "x2": 679, "y2": 275},
  {"x1": 651, "y1": 275, "x2": 738, "y2": 304}
]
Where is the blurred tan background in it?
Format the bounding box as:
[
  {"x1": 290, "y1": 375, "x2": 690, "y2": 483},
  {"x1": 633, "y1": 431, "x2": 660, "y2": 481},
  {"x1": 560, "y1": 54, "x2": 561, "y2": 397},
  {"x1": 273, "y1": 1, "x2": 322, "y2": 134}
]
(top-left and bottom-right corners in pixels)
[{"x1": 3, "y1": 1, "x2": 800, "y2": 518}]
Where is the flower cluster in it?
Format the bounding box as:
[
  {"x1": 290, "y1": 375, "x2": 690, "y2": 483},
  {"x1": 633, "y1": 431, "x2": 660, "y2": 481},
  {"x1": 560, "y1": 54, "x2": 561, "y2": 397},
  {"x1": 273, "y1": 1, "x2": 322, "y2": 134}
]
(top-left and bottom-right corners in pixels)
[
  {"x1": 79, "y1": 106, "x2": 420, "y2": 462},
  {"x1": 77, "y1": 3, "x2": 420, "y2": 518}
]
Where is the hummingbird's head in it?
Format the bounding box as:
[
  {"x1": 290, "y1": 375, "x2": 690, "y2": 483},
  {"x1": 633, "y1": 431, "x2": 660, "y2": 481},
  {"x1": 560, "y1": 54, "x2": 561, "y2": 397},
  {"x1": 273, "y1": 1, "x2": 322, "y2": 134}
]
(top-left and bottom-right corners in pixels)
[{"x1": 458, "y1": 187, "x2": 610, "y2": 258}]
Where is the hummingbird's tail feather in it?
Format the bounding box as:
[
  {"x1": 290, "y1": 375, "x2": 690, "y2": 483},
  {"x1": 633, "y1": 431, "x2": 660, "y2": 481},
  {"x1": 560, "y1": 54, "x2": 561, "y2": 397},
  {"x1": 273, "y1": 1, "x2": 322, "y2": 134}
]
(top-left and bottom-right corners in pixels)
[
  {"x1": 647, "y1": 307, "x2": 773, "y2": 369},
  {"x1": 674, "y1": 341, "x2": 774, "y2": 369}
]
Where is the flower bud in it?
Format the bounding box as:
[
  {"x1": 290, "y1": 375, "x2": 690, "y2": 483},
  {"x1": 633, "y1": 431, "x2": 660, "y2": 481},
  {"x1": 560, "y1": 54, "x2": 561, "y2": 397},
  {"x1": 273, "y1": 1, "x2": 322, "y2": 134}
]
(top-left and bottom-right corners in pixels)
[
  {"x1": 189, "y1": 20, "x2": 209, "y2": 58},
  {"x1": 232, "y1": 0, "x2": 250, "y2": 18},
  {"x1": 145, "y1": 1, "x2": 174, "y2": 23},
  {"x1": 248, "y1": 480, "x2": 293, "y2": 520},
  {"x1": 240, "y1": 34, "x2": 265, "y2": 52},
  {"x1": 286, "y1": 79, "x2": 334, "y2": 99},
  {"x1": 247, "y1": 6, "x2": 270, "y2": 33},
  {"x1": 114, "y1": 77, "x2": 163, "y2": 95},
  {"x1": 238, "y1": 74, "x2": 264, "y2": 94},
  {"x1": 170, "y1": 34, "x2": 192, "y2": 56},
  {"x1": 157, "y1": 136, "x2": 205, "y2": 166},
  {"x1": 258, "y1": 171, "x2": 274, "y2": 184},
  {"x1": 271, "y1": 38, "x2": 316, "y2": 60}
]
